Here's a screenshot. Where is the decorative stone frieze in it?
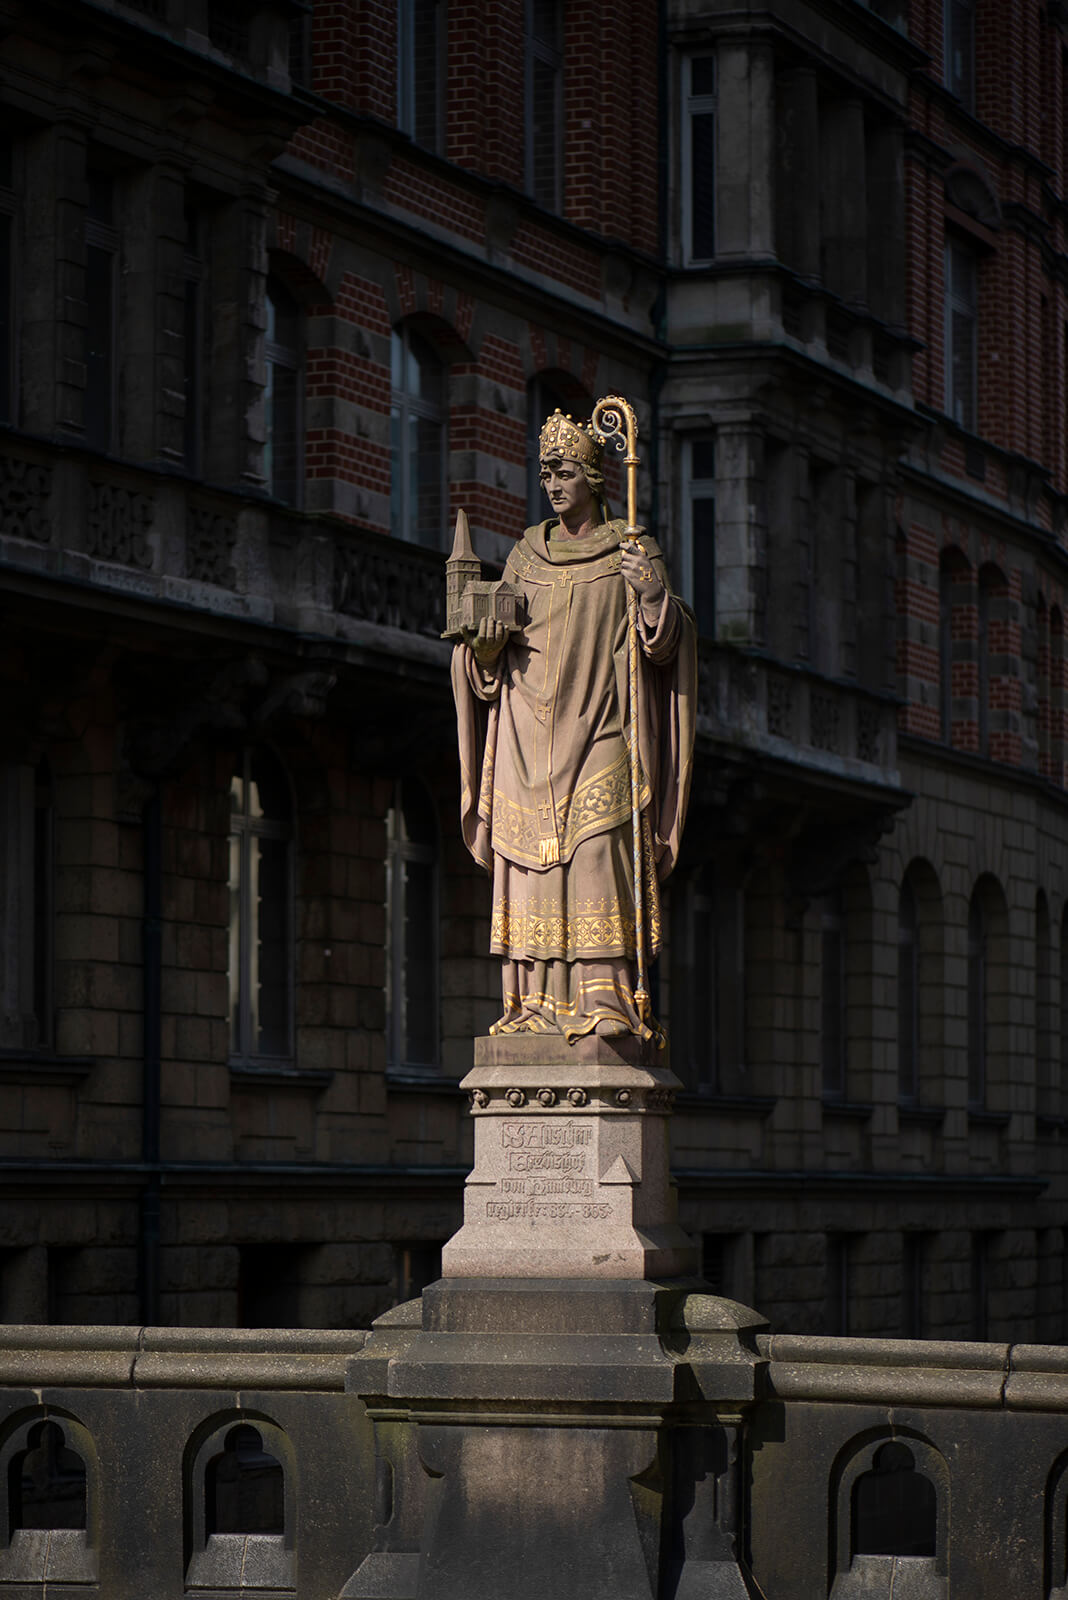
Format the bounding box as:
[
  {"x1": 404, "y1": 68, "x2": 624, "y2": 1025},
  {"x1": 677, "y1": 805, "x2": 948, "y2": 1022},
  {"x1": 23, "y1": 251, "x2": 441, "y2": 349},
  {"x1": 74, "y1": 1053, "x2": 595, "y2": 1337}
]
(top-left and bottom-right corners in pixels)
[
  {"x1": 0, "y1": 456, "x2": 52, "y2": 544},
  {"x1": 186, "y1": 504, "x2": 238, "y2": 589},
  {"x1": 335, "y1": 540, "x2": 444, "y2": 636},
  {"x1": 86, "y1": 483, "x2": 154, "y2": 569}
]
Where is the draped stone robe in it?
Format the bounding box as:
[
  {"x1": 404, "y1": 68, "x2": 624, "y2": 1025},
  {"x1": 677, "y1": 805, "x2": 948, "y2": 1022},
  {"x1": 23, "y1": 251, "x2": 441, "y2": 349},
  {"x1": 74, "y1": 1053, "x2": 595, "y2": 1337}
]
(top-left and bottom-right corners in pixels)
[{"x1": 452, "y1": 518, "x2": 696, "y2": 1040}]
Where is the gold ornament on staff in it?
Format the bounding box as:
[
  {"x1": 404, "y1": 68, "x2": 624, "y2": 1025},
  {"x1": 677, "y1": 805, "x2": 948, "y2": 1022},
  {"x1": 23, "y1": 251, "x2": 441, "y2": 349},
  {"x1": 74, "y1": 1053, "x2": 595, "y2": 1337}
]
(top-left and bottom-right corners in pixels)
[{"x1": 591, "y1": 394, "x2": 650, "y2": 1028}]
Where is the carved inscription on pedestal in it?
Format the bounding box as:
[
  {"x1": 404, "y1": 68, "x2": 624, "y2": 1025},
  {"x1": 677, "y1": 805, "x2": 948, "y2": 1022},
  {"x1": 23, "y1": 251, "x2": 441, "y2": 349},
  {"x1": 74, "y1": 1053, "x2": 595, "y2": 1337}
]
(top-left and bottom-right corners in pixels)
[{"x1": 484, "y1": 1120, "x2": 612, "y2": 1222}]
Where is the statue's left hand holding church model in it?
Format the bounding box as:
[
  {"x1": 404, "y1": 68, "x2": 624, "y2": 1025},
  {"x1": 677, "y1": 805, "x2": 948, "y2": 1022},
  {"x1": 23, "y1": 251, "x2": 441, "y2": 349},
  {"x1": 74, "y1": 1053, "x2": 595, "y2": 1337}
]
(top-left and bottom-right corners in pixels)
[{"x1": 448, "y1": 397, "x2": 697, "y2": 1044}]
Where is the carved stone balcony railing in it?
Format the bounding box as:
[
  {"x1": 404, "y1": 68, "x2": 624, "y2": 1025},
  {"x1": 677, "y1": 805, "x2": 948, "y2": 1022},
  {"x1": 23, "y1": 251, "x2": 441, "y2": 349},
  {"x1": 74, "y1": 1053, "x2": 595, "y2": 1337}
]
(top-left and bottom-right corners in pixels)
[
  {"x1": 697, "y1": 640, "x2": 901, "y2": 790},
  {"x1": 2, "y1": 1317, "x2": 1068, "y2": 1598},
  {"x1": 0, "y1": 439, "x2": 448, "y2": 663}
]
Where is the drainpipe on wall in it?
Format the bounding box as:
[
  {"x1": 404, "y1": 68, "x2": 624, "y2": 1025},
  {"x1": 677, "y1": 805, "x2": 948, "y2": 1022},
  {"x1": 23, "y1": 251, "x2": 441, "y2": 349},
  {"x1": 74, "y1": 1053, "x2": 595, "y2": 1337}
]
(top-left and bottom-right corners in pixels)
[{"x1": 139, "y1": 780, "x2": 162, "y2": 1326}]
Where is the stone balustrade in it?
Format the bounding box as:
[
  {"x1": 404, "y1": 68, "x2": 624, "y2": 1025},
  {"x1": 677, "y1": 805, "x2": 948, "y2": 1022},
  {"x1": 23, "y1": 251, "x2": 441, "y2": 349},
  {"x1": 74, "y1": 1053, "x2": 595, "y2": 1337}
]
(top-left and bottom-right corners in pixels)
[
  {"x1": 3, "y1": 1310, "x2": 1068, "y2": 1597},
  {"x1": 0, "y1": 439, "x2": 448, "y2": 655},
  {"x1": 697, "y1": 638, "x2": 900, "y2": 783}
]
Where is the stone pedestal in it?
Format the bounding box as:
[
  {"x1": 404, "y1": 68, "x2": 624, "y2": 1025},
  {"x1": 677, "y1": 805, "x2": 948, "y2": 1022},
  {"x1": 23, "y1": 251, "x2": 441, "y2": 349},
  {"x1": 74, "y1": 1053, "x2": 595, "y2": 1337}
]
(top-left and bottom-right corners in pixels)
[
  {"x1": 341, "y1": 1281, "x2": 768, "y2": 1600},
  {"x1": 441, "y1": 1033, "x2": 697, "y2": 1279}
]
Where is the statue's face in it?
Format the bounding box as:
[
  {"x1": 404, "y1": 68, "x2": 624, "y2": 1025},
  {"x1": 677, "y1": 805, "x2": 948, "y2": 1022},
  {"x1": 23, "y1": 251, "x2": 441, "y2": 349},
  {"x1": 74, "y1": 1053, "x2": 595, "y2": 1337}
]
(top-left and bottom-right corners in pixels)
[{"x1": 539, "y1": 456, "x2": 595, "y2": 522}]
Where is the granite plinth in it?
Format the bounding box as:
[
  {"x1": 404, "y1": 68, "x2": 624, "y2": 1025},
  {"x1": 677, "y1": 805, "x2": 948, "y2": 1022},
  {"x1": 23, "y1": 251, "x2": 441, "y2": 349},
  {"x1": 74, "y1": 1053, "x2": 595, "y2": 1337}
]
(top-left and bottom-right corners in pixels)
[{"x1": 440, "y1": 1034, "x2": 697, "y2": 1279}]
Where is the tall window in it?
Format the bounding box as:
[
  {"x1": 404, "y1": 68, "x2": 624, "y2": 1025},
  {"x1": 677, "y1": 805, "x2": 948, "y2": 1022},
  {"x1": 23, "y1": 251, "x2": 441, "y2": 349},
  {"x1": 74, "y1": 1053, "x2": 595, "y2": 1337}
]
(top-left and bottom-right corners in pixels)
[
  {"x1": 526, "y1": 374, "x2": 567, "y2": 523},
  {"x1": 1061, "y1": 903, "x2": 1068, "y2": 1104},
  {"x1": 1036, "y1": 892, "x2": 1053, "y2": 1113},
  {"x1": 183, "y1": 205, "x2": 206, "y2": 475},
  {"x1": 0, "y1": 133, "x2": 14, "y2": 425},
  {"x1": 525, "y1": 0, "x2": 563, "y2": 210},
  {"x1": 33, "y1": 759, "x2": 53, "y2": 1049},
  {"x1": 898, "y1": 878, "x2": 919, "y2": 1103},
  {"x1": 229, "y1": 749, "x2": 293, "y2": 1063},
  {"x1": 264, "y1": 279, "x2": 302, "y2": 504},
  {"x1": 386, "y1": 779, "x2": 439, "y2": 1072},
  {"x1": 939, "y1": 558, "x2": 954, "y2": 742},
  {"x1": 85, "y1": 171, "x2": 118, "y2": 453},
  {"x1": 902, "y1": 1233, "x2": 928, "y2": 1340},
  {"x1": 825, "y1": 1234, "x2": 851, "y2": 1335},
  {"x1": 944, "y1": 0, "x2": 975, "y2": 111},
  {"x1": 683, "y1": 55, "x2": 716, "y2": 263},
  {"x1": 671, "y1": 867, "x2": 719, "y2": 1092},
  {"x1": 820, "y1": 892, "x2": 846, "y2": 1098},
  {"x1": 397, "y1": 0, "x2": 445, "y2": 152},
  {"x1": 944, "y1": 238, "x2": 977, "y2": 432},
  {"x1": 391, "y1": 325, "x2": 446, "y2": 547},
  {"x1": 967, "y1": 889, "x2": 986, "y2": 1109},
  {"x1": 682, "y1": 436, "x2": 716, "y2": 638}
]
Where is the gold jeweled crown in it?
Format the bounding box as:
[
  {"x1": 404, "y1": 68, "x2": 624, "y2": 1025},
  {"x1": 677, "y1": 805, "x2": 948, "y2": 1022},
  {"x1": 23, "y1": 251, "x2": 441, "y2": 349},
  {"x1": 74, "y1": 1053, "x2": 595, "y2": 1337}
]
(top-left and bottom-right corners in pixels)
[{"x1": 538, "y1": 409, "x2": 603, "y2": 469}]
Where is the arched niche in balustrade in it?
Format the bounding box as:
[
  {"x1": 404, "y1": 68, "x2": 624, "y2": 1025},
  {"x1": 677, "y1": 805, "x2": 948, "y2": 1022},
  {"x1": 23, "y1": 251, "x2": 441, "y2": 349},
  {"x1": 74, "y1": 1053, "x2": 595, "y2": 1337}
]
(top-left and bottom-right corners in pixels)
[
  {"x1": 0, "y1": 1408, "x2": 98, "y2": 1586},
  {"x1": 829, "y1": 1431, "x2": 947, "y2": 1599},
  {"x1": 184, "y1": 1414, "x2": 296, "y2": 1594},
  {"x1": 1042, "y1": 1447, "x2": 1068, "y2": 1595}
]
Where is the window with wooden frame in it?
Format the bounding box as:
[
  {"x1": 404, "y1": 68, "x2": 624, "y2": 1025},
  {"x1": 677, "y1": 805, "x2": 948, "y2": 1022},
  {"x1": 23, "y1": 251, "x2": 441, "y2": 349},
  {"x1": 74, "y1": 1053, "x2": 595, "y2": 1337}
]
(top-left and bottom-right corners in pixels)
[
  {"x1": 0, "y1": 131, "x2": 16, "y2": 425},
  {"x1": 228, "y1": 748, "x2": 294, "y2": 1065},
  {"x1": 682, "y1": 54, "x2": 716, "y2": 264},
  {"x1": 84, "y1": 171, "x2": 118, "y2": 453},
  {"x1": 385, "y1": 778, "x2": 439, "y2": 1074},
  {"x1": 264, "y1": 278, "x2": 303, "y2": 505},
  {"x1": 397, "y1": 0, "x2": 446, "y2": 153},
  {"x1": 525, "y1": 0, "x2": 563, "y2": 211},
  {"x1": 390, "y1": 324, "x2": 447, "y2": 548}
]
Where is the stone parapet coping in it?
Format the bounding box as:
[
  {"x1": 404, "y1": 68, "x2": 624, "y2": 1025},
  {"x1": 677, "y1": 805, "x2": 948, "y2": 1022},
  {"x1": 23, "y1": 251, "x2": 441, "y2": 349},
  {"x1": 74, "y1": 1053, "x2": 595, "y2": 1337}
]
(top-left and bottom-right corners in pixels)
[
  {"x1": 757, "y1": 1331, "x2": 1068, "y2": 1409},
  {"x1": 0, "y1": 1324, "x2": 362, "y2": 1390}
]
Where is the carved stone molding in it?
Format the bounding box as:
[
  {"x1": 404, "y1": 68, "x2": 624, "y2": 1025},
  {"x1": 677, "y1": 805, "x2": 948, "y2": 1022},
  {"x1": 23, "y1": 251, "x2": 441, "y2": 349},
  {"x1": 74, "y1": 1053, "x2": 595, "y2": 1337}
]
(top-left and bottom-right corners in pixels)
[
  {"x1": 809, "y1": 692, "x2": 841, "y2": 752},
  {"x1": 86, "y1": 483, "x2": 154, "y2": 569},
  {"x1": 186, "y1": 505, "x2": 237, "y2": 589},
  {"x1": 0, "y1": 456, "x2": 52, "y2": 544},
  {"x1": 335, "y1": 541, "x2": 444, "y2": 637}
]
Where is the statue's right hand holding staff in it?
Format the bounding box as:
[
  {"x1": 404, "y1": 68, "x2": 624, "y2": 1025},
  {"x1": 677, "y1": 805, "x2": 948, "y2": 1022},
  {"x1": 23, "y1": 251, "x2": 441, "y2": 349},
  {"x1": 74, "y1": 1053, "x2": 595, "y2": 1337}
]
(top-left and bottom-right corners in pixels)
[{"x1": 465, "y1": 615, "x2": 508, "y2": 668}]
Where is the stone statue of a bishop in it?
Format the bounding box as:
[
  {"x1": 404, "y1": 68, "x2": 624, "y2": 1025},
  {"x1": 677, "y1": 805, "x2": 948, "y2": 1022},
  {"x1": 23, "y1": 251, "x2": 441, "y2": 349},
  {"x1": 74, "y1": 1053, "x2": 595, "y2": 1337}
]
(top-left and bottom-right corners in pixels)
[{"x1": 451, "y1": 409, "x2": 697, "y2": 1042}]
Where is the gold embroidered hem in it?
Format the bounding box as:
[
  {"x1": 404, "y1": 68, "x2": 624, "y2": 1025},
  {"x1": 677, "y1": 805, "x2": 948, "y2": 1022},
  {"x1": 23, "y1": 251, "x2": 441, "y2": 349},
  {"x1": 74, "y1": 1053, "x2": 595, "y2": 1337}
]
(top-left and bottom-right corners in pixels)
[
  {"x1": 490, "y1": 957, "x2": 662, "y2": 1044},
  {"x1": 488, "y1": 825, "x2": 661, "y2": 963}
]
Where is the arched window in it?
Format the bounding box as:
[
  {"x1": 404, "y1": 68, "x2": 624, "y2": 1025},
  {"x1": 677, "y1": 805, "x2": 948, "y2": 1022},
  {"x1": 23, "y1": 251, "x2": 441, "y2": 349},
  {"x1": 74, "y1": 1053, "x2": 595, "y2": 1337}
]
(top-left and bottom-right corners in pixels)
[
  {"x1": 897, "y1": 878, "x2": 919, "y2": 1103},
  {"x1": 228, "y1": 749, "x2": 294, "y2": 1063},
  {"x1": 386, "y1": 779, "x2": 439, "y2": 1072},
  {"x1": 391, "y1": 325, "x2": 446, "y2": 548},
  {"x1": 265, "y1": 278, "x2": 303, "y2": 505}
]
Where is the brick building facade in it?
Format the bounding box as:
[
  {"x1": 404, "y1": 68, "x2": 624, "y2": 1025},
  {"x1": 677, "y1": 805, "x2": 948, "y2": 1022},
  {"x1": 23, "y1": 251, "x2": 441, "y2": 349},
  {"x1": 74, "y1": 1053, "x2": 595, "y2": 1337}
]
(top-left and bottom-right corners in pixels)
[{"x1": 0, "y1": 0, "x2": 1064, "y2": 1339}]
